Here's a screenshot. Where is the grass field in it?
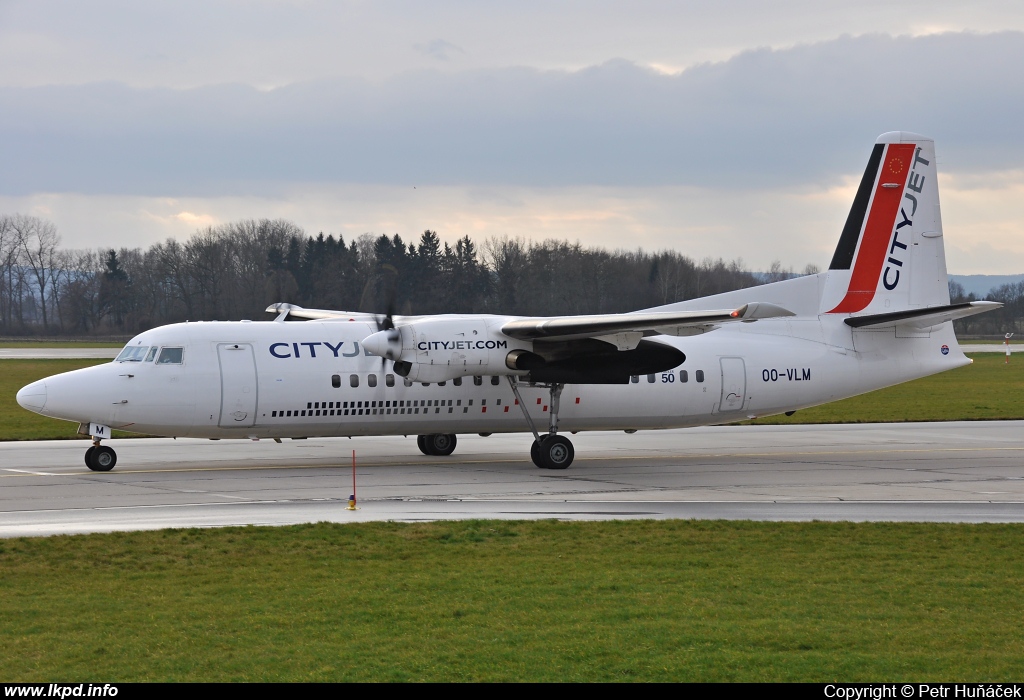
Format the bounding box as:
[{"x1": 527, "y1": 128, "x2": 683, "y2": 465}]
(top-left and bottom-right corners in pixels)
[
  {"x1": 1, "y1": 520, "x2": 1022, "y2": 681},
  {"x1": 1, "y1": 354, "x2": 1022, "y2": 441},
  {"x1": 0, "y1": 360, "x2": 107, "y2": 440}
]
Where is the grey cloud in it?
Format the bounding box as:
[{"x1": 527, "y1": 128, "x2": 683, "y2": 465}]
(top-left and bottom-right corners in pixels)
[
  {"x1": 415, "y1": 39, "x2": 465, "y2": 61},
  {"x1": 2, "y1": 31, "x2": 1023, "y2": 196}
]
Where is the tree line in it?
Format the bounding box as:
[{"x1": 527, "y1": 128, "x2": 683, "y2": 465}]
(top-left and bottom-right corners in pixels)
[
  {"x1": 0, "y1": 215, "x2": 777, "y2": 336},
  {"x1": 1, "y1": 213, "x2": 1012, "y2": 338},
  {"x1": 948, "y1": 280, "x2": 1024, "y2": 337}
]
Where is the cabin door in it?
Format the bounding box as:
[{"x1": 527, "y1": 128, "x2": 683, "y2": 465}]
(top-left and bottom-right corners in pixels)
[
  {"x1": 717, "y1": 357, "x2": 747, "y2": 413},
  {"x1": 218, "y1": 343, "x2": 257, "y2": 427}
]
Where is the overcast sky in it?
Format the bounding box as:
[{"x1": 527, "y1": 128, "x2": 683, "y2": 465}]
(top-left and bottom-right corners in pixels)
[{"x1": 2, "y1": 0, "x2": 1023, "y2": 273}]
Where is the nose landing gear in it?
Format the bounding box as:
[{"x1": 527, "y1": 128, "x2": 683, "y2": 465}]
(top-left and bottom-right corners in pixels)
[
  {"x1": 85, "y1": 439, "x2": 117, "y2": 472},
  {"x1": 508, "y1": 377, "x2": 574, "y2": 470}
]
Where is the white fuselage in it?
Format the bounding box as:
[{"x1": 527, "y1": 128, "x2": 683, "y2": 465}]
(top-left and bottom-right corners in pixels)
[{"x1": 23, "y1": 314, "x2": 969, "y2": 440}]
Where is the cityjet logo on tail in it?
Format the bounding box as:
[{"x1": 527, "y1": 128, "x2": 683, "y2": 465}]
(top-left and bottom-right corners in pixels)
[{"x1": 882, "y1": 146, "x2": 930, "y2": 292}]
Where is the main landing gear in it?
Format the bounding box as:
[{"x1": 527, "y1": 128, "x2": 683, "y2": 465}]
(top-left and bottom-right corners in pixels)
[
  {"x1": 508, "y1": 377, "x2": 575, "y2": 470},
  {"x1": 84, "y1": 439, "x2": 117, "y2": 472},
  {"x1": 417, "y1": 433, "x2": 458, "y2": 456}
]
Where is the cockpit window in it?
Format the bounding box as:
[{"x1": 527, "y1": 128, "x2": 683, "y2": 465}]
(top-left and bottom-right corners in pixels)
[
  {"x1": 156, "y1": 347, "x2": 184, "y2": 365},
  {"x1": 116, "y1": 346, "x2": 149, "y2": 362},
  {"x1": 144, "y1": 347, "x2": 158, "y2": 362}
]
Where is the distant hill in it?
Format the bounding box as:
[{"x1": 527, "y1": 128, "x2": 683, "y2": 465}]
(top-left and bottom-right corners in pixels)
[{"x1": 949, "y1": 274, "x2": 1024, "y2": 299}]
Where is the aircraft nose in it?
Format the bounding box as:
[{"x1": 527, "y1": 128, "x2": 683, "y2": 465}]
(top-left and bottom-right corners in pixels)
[{"x1": 16, "y1": 380, "x2": 47, "y2": 412}]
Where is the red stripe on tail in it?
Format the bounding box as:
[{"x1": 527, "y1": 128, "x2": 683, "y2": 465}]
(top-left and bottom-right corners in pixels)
[{"x1": 827, "y1": 143, "x2": 915, "y2": 313}]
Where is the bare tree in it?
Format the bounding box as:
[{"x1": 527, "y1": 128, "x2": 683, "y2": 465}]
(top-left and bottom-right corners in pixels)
[
  {"x1": 0, "y1": 215, "x2": 27, "y2": 331},
  {"x1": 483, "y1": 236, "x2": 528, "y2": 311},
  {"x1": 14, "y1": 215, "x2": 60, "y2": 330},
  {"x1": 49, "y1": 248, "x2": 80, "y2": 331},
  {"x1": 762, "y1": 260, "x2": 793, "y2": 284},
  {"x1": 650, "y1": 250, "x2": 697, "y2": 304}
]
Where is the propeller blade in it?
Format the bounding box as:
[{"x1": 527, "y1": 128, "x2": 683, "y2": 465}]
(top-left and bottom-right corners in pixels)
[{"x1": 376, "y1": 263, "x2": 399, "y2": 333}]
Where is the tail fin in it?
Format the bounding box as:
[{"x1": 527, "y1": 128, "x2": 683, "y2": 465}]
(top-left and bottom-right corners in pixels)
[{"x1": 820, "y1": 132, "x2": 948, "y2": 315}]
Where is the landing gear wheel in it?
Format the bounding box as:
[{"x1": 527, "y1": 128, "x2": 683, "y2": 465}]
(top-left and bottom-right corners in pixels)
[
  {"x1": 86, "y1": 445, "x2": 117, "y2": 472},
  {"x1": 532, "y1": 435, "x2": 574, "y2": 470},
  {"x1": 427, "y1": 433, "x2": 457, "y2": 456},
  {"x1": 416, "y1": 435, "x2": 431, "y2": 455},
  {"x1": 84, "y1": 446, "x2": 96, "y2": 467}
]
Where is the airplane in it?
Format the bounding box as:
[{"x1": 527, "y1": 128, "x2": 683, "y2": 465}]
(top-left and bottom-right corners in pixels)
[{"x1": 16, "y1": 132, "x2": 1001, "y2": 472}]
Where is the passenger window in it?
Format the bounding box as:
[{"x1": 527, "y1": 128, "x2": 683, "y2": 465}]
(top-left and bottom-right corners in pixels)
[
  {"x1": 368, "y1": 374, "x2": 377, "y2": 388},
  {"x1": 630, "y1": 375, "x2": 639, "y2": 383},
  {"x1": 404, "y1": 378, "x2": 413, "y2": 387},
  {"x1": 438, "y1": 381, "x2": 446, "y2": 387},
  {"x1": 490, "y1": 376, "x2": 500, "y2": 386},
  {"x1": 144, "y1": 347, "x2": 158, "y2": 362},
  {"x1": 332, "y1": 374, "x2": 341, "y2": 388},
  {"x1": 350, "y1": 374, "x2": 359, "y2": 388},
  {"x1": 647, "y1": 374, "x2": 656, "y2": 383},
  {"x1": 696, "y1": 370, "x2": 705, "y2": 383},
  {"x1": 453, "y1": 377, "x2": 462, "y2": 386},
  {"x1": 680, "y1": 370, "x2": 688, "y2": 383},
  {"x1": 156, "y1": 347, "x2": 184, "y2": 364},
  {"x1": 386, "y1": 374, "x2": 395, "y2": 387},
  {"x1": 473, "y1": 376, "x2": 483, "y2": 386}
]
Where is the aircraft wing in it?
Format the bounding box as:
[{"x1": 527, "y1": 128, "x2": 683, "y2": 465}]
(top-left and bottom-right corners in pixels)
[
  {"x1": 844, "y1": 301, "x2": 1002, "y2": 329},
  {"x1": 500, "y1": 302, "x2": 795, "y2": 343}
]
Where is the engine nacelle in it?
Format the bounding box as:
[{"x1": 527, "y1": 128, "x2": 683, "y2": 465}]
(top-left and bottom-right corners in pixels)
[{"x1": 363, "y1": 317, "x2": 531, "y2": 383}]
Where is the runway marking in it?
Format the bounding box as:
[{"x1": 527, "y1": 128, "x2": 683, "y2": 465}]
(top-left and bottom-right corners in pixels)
[{"x1": 1, "y1": 445, "x2": 1023, "y2": 479}]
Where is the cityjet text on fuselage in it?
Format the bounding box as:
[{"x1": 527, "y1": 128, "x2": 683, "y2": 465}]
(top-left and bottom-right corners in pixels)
[
  {"x1": 269, "y1": 341, "x2": 369, "y2": 359},
  {"x1": 417, "y1": 339, "x2": 509, "y2": 351}
]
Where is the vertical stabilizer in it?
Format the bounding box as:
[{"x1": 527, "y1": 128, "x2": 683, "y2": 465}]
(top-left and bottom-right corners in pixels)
[{"x1": 820, "y1": 132, "x2": 948, "y2": 315}]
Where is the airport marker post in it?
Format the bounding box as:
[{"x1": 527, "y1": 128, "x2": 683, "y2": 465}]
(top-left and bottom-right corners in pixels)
[
  {"x1": 347, "y1": 450, "x2": 359, "y2": 510},
  {"x1": 1007, "y1": 333, "x2": 1014, "y2": 365}
]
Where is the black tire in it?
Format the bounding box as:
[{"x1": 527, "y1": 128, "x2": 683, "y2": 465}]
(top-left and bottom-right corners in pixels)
[
  {"x1": 87, "y1": 445, "x2": 117, "y2": 472},
  {"x1": 531, "y1": 438, "x2": 543, "y2": 468},
  {"x1": 536, "y1": 435, "x2": 574, "y2": 470},
  {"x1": 84, "y1": 446, "x2": 96, "y2": 468},
  {"x1": 427, "y1": 433, "x2": 457, "y2": 456},
  {"x1": 416, "y1": 434, "x2": 432, "y2": 455}
]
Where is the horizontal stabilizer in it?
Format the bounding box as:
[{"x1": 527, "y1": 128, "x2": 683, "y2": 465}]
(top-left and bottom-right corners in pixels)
[
  {"x1": 501, "y1": 303, "x2": 795, "y2": 341},
  {"x1": 844, "y1": 301, "x2": 1002, "y2": 329}
]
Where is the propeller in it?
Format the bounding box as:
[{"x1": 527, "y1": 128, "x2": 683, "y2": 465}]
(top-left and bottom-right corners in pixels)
[{"x1": 367, "y1": 263, "x2": 400, "y2": 368}]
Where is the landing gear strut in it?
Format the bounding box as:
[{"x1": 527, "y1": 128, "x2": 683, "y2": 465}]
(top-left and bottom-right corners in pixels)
[
  {"x1": 85, "y1": 438, "x2": 117, "y2": 472},
  {"x1": 508, "y1": 377, "x2": 574, "y2": 470},
  {"x1": 417, "y1": 433, "x2": 458, "y2": 456}
]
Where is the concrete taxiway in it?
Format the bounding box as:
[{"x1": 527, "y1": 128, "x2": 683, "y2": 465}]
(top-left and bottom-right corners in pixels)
[{"x1": 2, "y1": 421, "x2": 1024, "y2": 536}]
